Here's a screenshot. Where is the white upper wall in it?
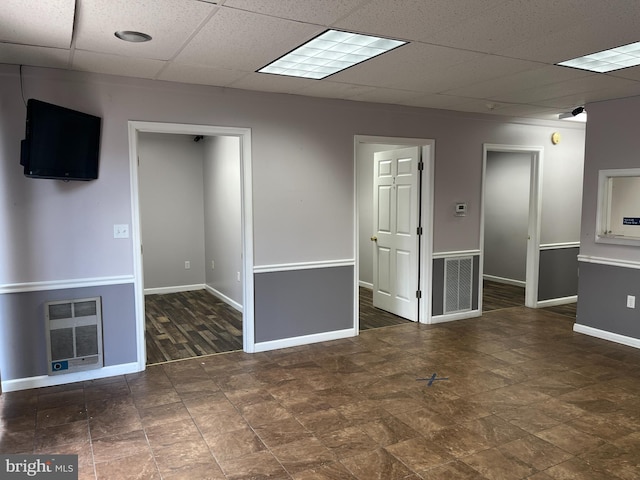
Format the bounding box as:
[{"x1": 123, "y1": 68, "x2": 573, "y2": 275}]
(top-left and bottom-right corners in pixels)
[{"x1": 0, "y1": 64, "x2": 585, "y2": 285}]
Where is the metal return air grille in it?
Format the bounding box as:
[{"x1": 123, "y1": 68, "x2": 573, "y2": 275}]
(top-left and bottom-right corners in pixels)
[
  {"x1": 444, "y1": 257, "x2": 473, "y2": 314},
  {"x1": 45, "y1": 297, "x2": 103, "y2": 375}
]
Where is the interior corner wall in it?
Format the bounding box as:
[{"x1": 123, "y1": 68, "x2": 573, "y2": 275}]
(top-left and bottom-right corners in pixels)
[
  {"x1": 484, "y1": 151, "x2": 530, "y2": 284},
  {"x1": 138, "y1": 132, "x2": 206, "y2": 290},
  {"x1": 203, "y1": 136, "x2": 242, "y2": 306},
  {"x1": 577, "y1": 96, "x2": 640, "y2": 342}
]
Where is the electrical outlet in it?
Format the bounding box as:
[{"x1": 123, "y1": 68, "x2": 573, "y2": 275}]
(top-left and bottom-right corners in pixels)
[
  {"x1": 237, "y1": 271, "x2": 240, "y2": 282},
  {"x1": 211, "y1": 260, "x2": 215, "y2": 270},
  {"x1": 185, "y1": 261, "x2": 191, "y2": 270},
  {"x1": 627, "y1": 295, "x2": 635, "y2": 309}
]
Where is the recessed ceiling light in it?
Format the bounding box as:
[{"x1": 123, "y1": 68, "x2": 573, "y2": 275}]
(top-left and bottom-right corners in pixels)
[
  {"x1": 258, "y1": 29, "x2": 407, "y2": 80},
  {"x1": 114, "y1": 30, "x2": 152, "y2": 43},
  {"x1": 557, "y1": 41, "x2": 640, "y2": 73}
]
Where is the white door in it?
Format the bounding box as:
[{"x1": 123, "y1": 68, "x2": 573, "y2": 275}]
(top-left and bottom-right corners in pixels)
[{"x1": 372, "y1": 146, "x2": 420, "y2": 321}]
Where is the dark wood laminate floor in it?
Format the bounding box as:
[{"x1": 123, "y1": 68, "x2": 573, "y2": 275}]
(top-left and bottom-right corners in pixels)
[
  {"x1": 358, "y1": 286, "x2": 412, "y2": 330},
  {"x1": 483, "y1": 279, "x2": 576, "y2": 319},
  {"x1": 146, "y1": 287, "x2": 411, "y2": 365},
  {"x1": 145, "y1": 290, "x2": 243, "y2": 365}
]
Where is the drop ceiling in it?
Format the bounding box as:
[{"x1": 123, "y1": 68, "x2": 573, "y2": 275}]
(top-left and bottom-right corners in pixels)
[{"x1": 3, "y1": 0, "x2": 640, "y2": 120}]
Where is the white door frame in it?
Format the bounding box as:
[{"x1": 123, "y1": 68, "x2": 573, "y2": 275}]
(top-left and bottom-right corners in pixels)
[
  {"x1": 480, "y1": 144, "x2": 543, "y2": 309},
  {"x1": 128, "y1": 121, "x2": 255, "y2": 372},
  {"x1": 355, "y1": 135, "x2": 435, "y2": 325}
]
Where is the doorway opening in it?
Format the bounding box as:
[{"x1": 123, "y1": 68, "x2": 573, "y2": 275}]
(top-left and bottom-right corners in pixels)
[
  {"x1": 480, "y1": 144, "x2": 543, "y2": 311},
  {"x1": 355, "y1": 135, "x2": 434, "y2": 327},
  {"x1": 128, "y1": 121, "x2": 255, "y2": 372}
]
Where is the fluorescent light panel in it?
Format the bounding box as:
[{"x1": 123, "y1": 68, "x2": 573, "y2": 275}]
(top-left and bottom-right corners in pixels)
[
  {"x1": 557, "y1": 41, "x2": 640, "y2": 73},
  {"x1": 258, "y1": 30, "x2": 406, "y2": 79}
]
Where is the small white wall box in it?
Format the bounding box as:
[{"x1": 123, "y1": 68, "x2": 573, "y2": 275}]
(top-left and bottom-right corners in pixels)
[
  {"x1": 455, "y1": 203, "x2": 467, "y2": 216},
  {"x1": 45, "y1": 297, "x2": 104, "y2": 375}
]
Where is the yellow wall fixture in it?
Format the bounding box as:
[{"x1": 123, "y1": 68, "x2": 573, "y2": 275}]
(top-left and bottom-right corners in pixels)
[{"x1": 551, "y1": 132, "x2": 561, "y2": 145}]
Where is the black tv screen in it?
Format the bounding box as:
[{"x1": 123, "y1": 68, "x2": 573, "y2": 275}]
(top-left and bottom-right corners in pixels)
[{"x1": 21, "y1": 99, "x2": 101, "y2": 180}]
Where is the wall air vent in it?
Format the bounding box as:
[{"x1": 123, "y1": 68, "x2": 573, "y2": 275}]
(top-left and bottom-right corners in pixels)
[
  {"x1": 45, "y1": 297, "x2": 103, "y2": 375},
  {"x1": 444, "y1": 257, "x2": 473, "y2": 314}
]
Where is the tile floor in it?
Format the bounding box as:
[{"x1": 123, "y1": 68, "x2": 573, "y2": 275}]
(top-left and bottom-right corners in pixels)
[{"x1": 2, "y1": 306, "x2": 640, "y2": 479}]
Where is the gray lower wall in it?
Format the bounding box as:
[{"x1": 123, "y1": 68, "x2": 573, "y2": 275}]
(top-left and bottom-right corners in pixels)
[
  {"x1": 0, "y1": 283, "x2": 137, "y2": 381},
  {"x1": 577, "y1": 261, "x2": 640, "y2": 339},
  {"x1": 432, "y1": 256, "x2": 479, "y2": 316},
  {"x1": 538, "y1": 247, "x2": 579, "y2": 301},
  {"x1": 254, "y1": 266, "x2": 354, "y2": 343}
]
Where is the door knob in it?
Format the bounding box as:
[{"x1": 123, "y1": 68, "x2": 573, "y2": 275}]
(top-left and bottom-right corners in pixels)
[{"x1": 370, "y1": 236, "x2": 377, "y2": 242}]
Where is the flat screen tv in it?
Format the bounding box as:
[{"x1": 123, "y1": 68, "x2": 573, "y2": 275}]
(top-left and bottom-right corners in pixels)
[{"x1": 20, "y1": 99, "x2": 101, "y2": 180}]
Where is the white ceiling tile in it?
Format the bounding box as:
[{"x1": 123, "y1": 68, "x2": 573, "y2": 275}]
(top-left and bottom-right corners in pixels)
[
  {"x1": 416, "y1": 56, "x2": 544, "y2": 94},
  {"x1": 0, "y1": 43, "x2": 70, "y2": 69},
  {"x1": 492, "y1": 74, "x2": 639, "y2": 104},
  {"x1": 229, "y1": 72, "x2": 315, "y2": 94},
  {"x1": 224, "y1": 0, "x2": 370, "y2": 25},
  {"x1": 432, "y1": 0, "x2": 592, "y2": 54},
  {"x1": 443, "y1": 65, "x2": 592, "y2": 99},
  {"x1": 609, "y1": 66, "x2": 640, "y2": 82},
  {"x1": 334, "y1": 0, "x2": 507, "y2": 43},
  {"x1": 497, "y1": 3, "x2": 640, "y2": 62},
  {"x1": 395, "y1": 93, "x2": 475, "y2": 110},
  {"x1": 298, "y1": 80, "x2": 377, "y2": 99},
  {"x1": 445, "y1": 98, "x2": 511, "y2": 115},
  {"x1": 538, "y1": 82, "x2": 640, "y2": 109},
  {"x1": 175, "y1": 7, "x2": 323, "y2": 71},
  {"x1": 482, "y1": 104, "x2": 565, "y2": 118},
  {"x1": 72, "y1": 50, "x2": 166, "y2": 79},
  {"x1": 329, "y1": 43, "x2": 483, "y2": 92},
  {"x1": 0, "y1": 0, "x2": 75, "y2": 48},
  {"x1": 344, "y1": 87, "x2": 426, "y2": 104},
  {"x1": 158, "y1": 62, "x2": 248, "y2": 86},
  {"x1": 74, "y1": 0, "x2": 216, "y2": 60}
]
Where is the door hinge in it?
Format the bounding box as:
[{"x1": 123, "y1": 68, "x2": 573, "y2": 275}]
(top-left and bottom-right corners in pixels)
[
  {"x1": 417, "y1": 227, "x2": 423, "y2": 236},
  {"x1": 418, "y1": 161, "x2": 424, "y2": 171},
  {"x1": 416, "y1": 290, "x2": 422, "y2": 299}
]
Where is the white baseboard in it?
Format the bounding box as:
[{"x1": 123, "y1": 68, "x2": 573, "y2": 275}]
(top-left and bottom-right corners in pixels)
[
  {"x1": 573, "y1": 324, "x2": 640, "y2": 350},
  {"x1": 1, "y1": 362, "x2": 141, "y2": 393},
  {"x1": 358, "y1": 281, "x2": 373, "y2": 289},
  {"x1": 253, "y1": 328, "x2": 357, "y2": 353},
  {"x1": 429, "y1": 309, "x2": 481, "y2": 324},
  {"x1": 144, "y1": 284, "x2": 205, "y2": 295},
  {"x1": 483, "y1": 275, "x2": 525, "y2": 287},
  {"x1": 536, "y1": 295, "x2": 577, "y2": 308},
  {"x1": 203, "y1": 284, "x2": 243, "y2": 313}
]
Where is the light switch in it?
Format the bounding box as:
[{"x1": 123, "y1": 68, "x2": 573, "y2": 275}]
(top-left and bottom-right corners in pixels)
[{"x1": 114, "y1": 224, "x2": 129, "y2": 239}]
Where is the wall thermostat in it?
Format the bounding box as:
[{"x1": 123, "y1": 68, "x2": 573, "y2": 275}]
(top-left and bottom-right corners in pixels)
[{"x1": 455, "y1": 203, "x2": 467, "y2": 216}]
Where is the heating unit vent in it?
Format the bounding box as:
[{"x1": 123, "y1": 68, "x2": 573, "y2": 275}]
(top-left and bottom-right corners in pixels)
[
  {"x1": 444, "y1": 257, "x2": 473, "y2": 314},
  {"x1": 45, "y1": 297, "x2": 103, "y2": 375}
]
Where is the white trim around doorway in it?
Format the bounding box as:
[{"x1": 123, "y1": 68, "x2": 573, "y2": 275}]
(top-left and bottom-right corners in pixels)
[
  {"x1": 128, "y1": 121, "x2": 255, "y2": 373},
  {"x1": 354, "y1": 135, "x2": 435, "y2": 326},
  {"x1": 481, "y1": 144, "x2": 544, "y2": 309}
]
